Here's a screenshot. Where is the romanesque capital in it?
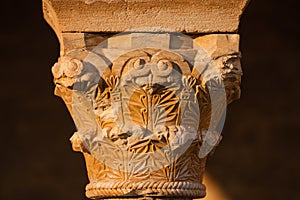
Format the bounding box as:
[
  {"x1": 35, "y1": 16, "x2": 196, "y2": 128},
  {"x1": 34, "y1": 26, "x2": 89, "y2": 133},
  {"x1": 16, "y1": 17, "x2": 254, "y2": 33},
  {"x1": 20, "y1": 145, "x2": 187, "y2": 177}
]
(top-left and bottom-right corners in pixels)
[{"x1": 43, "y1": 1, "x2": 249, "y2": 199}]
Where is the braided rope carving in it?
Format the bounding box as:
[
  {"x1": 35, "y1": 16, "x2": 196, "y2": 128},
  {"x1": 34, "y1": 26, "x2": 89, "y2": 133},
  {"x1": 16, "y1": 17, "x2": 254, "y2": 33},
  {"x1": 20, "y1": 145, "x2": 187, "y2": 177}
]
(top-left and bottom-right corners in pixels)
[{"x1": 86, "y1": 181, "x2": 206, "y2": 198}]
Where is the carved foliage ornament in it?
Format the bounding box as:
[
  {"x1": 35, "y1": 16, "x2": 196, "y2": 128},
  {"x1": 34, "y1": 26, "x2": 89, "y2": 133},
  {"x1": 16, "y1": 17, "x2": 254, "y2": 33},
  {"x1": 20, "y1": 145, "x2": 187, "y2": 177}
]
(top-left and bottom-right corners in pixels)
[{"x1": 52, "y1": 32, "x2": 242, "y2": 199}]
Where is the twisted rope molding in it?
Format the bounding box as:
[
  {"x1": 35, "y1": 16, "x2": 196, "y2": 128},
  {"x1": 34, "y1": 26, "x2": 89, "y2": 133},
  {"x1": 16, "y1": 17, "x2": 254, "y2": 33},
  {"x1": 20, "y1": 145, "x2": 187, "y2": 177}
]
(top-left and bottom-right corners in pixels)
[{"x1": 86, "y1": 181, "x2": 206, "y2": 198}]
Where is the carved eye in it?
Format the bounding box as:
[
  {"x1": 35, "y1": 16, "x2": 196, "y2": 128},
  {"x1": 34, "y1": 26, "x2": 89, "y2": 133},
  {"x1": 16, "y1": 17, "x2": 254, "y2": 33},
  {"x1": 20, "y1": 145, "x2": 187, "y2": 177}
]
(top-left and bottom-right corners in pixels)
[
  {"x1": 157, "y1": 60, "x2": 170, "y2": 71},
  {"x1": 153, "y1": 60, "x2": 173, "y2": 77},
  {"x1": 224, "y1": 57, "x2": 241, "y2": 71},
  {"x1": 133, "y1": 58, "x2": 146, "y2": 69}
]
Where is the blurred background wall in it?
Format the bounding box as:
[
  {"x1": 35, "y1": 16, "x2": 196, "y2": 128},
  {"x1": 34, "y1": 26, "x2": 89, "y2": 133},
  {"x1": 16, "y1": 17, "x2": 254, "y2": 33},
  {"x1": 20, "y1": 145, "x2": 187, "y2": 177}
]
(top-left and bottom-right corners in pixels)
[{"x1": 0, "y1": 1, "x2": 299, "y2": 200}]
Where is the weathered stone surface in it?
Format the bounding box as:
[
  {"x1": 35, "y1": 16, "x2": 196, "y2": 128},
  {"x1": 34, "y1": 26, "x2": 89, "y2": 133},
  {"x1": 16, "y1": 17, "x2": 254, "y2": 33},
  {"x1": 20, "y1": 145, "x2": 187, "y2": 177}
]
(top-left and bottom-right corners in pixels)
[
  {"x1": 194, "y1": 34, "x2": 240, "y2": 59},
  {"x1": 43, "y1": 0, "x2": 250, "y2": 36},
  {"x1": 43, "y1": 1, "x2": 248, "y2": 199},
  {"x1": 50, "y1": 32, "x2": 242, "y2": 199}
]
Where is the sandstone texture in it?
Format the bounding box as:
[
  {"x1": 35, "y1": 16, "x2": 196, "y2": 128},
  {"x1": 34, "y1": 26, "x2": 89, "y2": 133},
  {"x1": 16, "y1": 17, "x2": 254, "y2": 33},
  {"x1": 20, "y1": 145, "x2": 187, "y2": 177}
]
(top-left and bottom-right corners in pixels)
[
  {"x1": 43, "y1": 1, "x2": 248, "y2": 199},
  {"x1": 43, "y1": 0, "x2": 249, "y2": 40}
]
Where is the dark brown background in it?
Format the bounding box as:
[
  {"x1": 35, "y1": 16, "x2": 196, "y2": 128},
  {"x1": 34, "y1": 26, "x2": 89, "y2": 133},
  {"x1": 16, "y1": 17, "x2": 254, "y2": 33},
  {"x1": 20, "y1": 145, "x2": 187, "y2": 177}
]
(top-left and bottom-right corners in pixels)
[{"x1": 1, "y1": 1, "x2": 299, "y2": 200}]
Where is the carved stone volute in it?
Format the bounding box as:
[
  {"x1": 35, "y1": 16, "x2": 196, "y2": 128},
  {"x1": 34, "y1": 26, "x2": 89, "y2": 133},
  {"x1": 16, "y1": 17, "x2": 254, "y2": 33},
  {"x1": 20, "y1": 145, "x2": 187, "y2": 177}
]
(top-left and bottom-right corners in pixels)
[{"x1": 43, "y1": 1, "x2": 249, "y2": 199}]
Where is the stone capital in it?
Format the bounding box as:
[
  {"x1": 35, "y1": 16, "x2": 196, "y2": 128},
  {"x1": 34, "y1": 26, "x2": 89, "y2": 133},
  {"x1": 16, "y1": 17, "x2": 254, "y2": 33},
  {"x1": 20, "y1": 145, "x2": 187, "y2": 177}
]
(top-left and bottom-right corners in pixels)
[{"x1": 43, "y1": 1, "x2": 249, "y2": 199}]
